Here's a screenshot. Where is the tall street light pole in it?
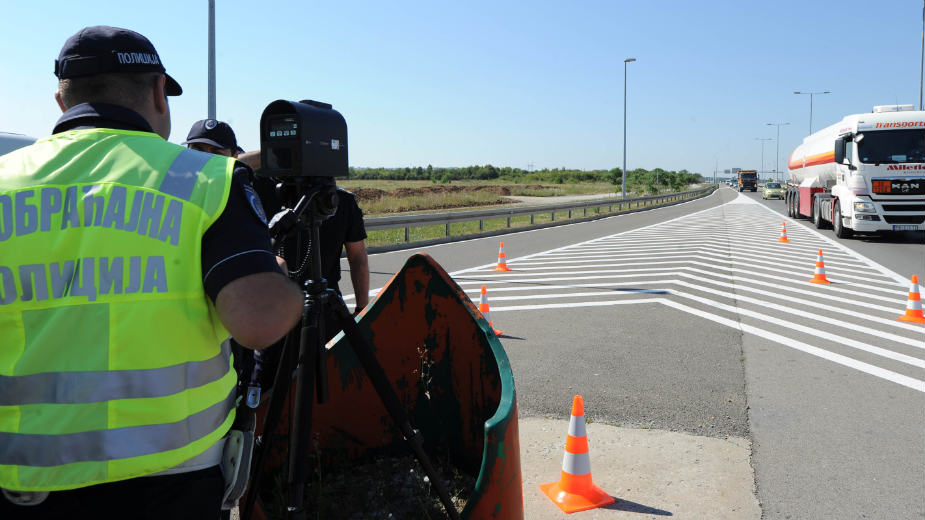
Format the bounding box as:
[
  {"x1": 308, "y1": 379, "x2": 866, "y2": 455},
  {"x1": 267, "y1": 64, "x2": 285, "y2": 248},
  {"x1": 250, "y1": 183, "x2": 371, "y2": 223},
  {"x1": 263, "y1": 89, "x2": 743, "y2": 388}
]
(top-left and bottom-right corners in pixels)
[
  {"x1": 767, "y1": 122, "x2": 790, "y2": 182},
  {"x1": 920, "y1": 0, "x2": 924, "y2": 110},
  {"x1": 794, "y1": 91, "x2": 829, "y2": 134},
  {"x1": 755, "y1": 138, "x2": 772, "y2": 179},
  {"x1": 623, "y1": 58, "x2": 636, "y2": 200},
  {"x1": 208, "y1": 0, "x2": 216, "y2": 119}
]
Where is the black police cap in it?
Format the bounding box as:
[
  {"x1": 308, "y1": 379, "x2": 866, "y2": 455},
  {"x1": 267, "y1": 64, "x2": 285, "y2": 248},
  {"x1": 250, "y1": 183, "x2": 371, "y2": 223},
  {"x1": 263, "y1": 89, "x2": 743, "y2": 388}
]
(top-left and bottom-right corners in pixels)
[
  {"x1": 55, "y1": 26, "x2": 182, "y2": 96},
  {"x1": 182, "y1": 119, "x2": 239, "y2": 151}
]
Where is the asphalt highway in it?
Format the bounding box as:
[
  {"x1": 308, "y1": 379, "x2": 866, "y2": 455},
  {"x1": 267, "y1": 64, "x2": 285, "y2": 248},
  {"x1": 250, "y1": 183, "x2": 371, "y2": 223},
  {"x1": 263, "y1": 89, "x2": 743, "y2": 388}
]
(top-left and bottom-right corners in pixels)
[
  {"x1": 346, "y1": 187, "x2": 924, "y2": 519},
  {"x1": 746, "y1": 187, "x2": 925, "y2": 281}
]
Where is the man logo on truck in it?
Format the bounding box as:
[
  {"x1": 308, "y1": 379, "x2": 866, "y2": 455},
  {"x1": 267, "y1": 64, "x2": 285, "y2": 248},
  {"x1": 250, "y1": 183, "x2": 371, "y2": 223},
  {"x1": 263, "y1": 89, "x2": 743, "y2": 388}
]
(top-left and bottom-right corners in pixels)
[{"x1": 893, "y1": 182, "x2": 920, "y2": 193}]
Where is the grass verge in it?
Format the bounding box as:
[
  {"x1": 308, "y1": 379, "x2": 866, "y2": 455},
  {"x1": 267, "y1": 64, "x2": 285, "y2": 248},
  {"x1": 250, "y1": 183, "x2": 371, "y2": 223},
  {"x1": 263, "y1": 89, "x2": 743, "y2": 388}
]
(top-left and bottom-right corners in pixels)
[{"x1": 366, "y1": 190, "x2": 706, "y2": 248}]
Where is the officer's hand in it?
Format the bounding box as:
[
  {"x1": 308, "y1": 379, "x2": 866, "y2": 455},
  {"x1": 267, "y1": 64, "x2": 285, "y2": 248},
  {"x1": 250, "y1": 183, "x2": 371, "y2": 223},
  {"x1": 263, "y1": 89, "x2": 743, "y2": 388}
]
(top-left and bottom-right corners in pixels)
[{"x1": 237, "y1": 150, "x2": 261, "y2": 169}]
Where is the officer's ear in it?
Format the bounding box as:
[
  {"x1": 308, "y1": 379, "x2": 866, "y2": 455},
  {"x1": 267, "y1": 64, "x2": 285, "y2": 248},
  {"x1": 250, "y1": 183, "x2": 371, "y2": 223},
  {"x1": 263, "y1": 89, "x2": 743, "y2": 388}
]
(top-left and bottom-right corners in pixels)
[
  {"x1": 152, "y1": 75, "x2": 169, "y2": 116},
  {"x1": 145, "y1": 74, "x2": 172, "y2": 140},
  {"x1": 54, "y1": 91, "x2": 67, "y2": 113}
]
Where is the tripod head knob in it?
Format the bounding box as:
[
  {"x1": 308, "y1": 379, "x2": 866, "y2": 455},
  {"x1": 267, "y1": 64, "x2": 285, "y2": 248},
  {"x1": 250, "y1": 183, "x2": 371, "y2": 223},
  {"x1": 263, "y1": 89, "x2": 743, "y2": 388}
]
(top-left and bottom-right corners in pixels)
[{"x1": 310, "y1": 183, "x2": 339, "y2": 221}]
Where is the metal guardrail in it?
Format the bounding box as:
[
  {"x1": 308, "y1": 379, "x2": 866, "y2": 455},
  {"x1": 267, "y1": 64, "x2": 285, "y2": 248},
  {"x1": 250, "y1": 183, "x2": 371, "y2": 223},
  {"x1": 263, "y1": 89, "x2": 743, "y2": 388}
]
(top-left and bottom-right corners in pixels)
[{"x1": 364, "y1": 185, "x2": 717, "y2": 245}]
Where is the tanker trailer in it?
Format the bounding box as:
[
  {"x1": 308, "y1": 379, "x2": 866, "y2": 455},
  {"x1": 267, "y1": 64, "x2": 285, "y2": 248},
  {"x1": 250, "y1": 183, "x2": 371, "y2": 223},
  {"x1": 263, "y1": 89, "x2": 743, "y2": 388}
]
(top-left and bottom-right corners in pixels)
[{"x1": 786, "y1": 105, "x2": 925, "y2": 238}]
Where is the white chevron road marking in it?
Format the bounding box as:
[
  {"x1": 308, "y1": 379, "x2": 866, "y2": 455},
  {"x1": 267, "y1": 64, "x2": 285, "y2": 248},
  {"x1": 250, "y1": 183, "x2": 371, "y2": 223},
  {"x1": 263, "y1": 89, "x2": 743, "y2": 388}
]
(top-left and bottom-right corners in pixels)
[{"x1": 452, "y1": 194, "x2": 924, "y2": 392}]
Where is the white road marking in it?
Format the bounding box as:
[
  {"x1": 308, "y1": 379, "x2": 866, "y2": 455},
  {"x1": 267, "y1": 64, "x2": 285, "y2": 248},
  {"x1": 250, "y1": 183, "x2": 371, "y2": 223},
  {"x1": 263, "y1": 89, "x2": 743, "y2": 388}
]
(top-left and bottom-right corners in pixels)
[
  {"x1": 658, "y1": 300, "x2": 925, "y2": 393},
  {"x1": 746, "y1": 194, "x2": 912, "y2": 285},
  {"x1": 354, "y1": 191, "x2": 923, "y2": 392},
  {"x1": 456, "y1": 192, "x2": 925, "y2": 392},
  {"x1": 454, "y1": 265, "x2": 904, "y2": 311},
  {"x1": 485, "y1": 297, "x2": 924, "y2": 391},
  {"x1": 473, "y1": 277, "x2": 925, "y2": 345},
  {"x1": 449, "y1": 191, "x2": 734, "y2": 275}
]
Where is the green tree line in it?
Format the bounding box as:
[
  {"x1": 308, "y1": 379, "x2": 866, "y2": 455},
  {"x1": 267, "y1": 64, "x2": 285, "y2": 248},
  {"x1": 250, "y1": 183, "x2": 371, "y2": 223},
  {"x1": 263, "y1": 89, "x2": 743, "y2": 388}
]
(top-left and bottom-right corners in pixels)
[{"x1": 348, "y1": 165, "x2": 702, "y2": 194}]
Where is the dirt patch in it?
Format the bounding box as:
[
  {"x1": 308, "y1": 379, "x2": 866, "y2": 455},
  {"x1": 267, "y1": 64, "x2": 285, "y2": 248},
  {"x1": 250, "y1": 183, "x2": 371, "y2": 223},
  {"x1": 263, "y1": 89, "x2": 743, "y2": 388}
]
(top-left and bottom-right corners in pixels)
[
  {"x1": 259, "y1": 454, "x2": 475, "y2": 519},
  {"x1": 349, "y1": 187, "x2": 389, "y2": 201},
  {"x1": 352, "y1": 185, "x2": 512, "y2": 203}
]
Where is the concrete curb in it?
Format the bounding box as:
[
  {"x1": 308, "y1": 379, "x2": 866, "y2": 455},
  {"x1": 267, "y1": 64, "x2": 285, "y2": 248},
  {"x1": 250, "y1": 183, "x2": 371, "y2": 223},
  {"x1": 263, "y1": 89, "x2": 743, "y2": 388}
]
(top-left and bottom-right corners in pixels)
[{"x1": 520, "y1": 417, "x2": 760, "y2": 519}]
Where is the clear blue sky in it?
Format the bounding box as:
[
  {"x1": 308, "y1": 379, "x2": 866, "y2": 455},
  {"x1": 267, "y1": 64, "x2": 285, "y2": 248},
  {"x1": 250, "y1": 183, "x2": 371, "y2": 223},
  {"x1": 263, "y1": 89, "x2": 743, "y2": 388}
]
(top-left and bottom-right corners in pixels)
[{"x1": 1, "y1": 0, "x2": 921, "y2": 178}]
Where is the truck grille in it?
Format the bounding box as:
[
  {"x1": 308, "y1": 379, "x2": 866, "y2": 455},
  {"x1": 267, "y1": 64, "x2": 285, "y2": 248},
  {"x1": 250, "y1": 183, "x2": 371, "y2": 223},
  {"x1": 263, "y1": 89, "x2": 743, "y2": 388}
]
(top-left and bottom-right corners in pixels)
[
  {"x1": 872, "y1": 179, "x2": 925, "y2": 195},
  {"x1": 883, "y1": 215, "x2": 925, "y2": 224},
  {"x1": 881, "y1": 204, "x2": 925, "y2": 212}
]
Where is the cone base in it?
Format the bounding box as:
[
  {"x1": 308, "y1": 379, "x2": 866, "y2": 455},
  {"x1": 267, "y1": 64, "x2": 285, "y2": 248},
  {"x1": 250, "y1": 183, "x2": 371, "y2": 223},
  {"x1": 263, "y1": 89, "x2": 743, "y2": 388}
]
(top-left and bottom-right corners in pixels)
[
  {"x1": 493, "y1": 266, "x2": 512, "y2": 272},
  {"x1": 809, "y1": 277, "x2": 831, "y2": 284},
  {"x1": 898, "y1": 312, "x2": 925, "y2": 324},
  {"x1": 778, "y1": 237, "x2": 790, "y2": 243},
  {"x1": 540, "y1": 480, "x2": 615, "y2": 513}
]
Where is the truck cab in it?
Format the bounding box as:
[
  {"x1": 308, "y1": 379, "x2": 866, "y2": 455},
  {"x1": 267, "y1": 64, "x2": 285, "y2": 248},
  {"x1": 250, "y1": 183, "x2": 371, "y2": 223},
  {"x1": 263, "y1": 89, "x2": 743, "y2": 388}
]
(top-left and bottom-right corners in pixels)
[{"x1": 738, "y1": 169, "x2": 758, "y2": 192}]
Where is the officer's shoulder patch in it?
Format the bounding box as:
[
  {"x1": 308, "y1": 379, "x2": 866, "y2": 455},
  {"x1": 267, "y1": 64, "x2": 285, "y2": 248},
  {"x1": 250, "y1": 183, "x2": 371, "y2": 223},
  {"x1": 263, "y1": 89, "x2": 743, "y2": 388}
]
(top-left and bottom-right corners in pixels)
[{"x1": 242, "y1": 182, "x2": 267, "y2": 225}]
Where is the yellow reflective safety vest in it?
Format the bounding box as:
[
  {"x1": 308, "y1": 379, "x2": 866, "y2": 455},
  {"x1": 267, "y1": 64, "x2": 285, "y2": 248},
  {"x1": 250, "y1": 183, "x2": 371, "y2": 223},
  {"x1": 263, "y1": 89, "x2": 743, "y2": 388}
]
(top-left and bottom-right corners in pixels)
[{"x1": 0, "y1": 128, "x2": 238, "y2": 491}]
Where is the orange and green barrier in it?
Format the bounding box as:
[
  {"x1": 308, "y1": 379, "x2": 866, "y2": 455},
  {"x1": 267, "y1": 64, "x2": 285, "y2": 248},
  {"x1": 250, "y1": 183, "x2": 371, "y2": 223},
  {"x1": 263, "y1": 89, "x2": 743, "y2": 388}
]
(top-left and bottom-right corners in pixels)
[{"x1": 249, "y1": 253, "x2": 523, "y2": 518}]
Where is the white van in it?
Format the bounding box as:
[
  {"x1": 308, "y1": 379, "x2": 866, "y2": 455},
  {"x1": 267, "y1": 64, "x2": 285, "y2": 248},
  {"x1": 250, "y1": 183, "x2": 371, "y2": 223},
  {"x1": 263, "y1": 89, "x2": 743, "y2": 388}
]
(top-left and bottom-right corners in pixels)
[{"x1": 0, "y1": 132, "x2": 37, "y2": 156}]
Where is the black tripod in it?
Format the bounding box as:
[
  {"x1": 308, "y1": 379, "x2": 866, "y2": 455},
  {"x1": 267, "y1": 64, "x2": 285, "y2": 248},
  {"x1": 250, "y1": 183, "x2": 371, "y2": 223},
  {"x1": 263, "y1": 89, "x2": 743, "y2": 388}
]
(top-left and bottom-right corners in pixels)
[{"x1": 241, "y1": 179, "x2": 459, "y2": 520}]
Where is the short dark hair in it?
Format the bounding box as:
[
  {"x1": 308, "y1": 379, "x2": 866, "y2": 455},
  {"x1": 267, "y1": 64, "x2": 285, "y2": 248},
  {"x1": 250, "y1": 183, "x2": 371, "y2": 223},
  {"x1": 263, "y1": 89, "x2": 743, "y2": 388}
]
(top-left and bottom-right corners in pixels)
[{"x1": 57, "y1": 72, "x2": 160, "y2": 109}]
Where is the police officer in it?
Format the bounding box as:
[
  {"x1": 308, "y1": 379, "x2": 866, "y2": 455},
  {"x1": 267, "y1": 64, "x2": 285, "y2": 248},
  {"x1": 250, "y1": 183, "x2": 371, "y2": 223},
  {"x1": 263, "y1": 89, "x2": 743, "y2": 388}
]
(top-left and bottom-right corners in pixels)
[
  {"x1": 0, "y1": 26, "x2": 303, "y2": 519},
  {"x1": 182, "y1": 119, "x2": 246, "y2": 158}
]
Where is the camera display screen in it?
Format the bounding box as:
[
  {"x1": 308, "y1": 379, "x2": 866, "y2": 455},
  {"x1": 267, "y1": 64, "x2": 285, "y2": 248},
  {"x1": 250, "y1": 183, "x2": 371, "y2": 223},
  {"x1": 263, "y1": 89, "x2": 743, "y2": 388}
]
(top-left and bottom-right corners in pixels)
[{"x1": 267, "y1": 117, "x2": 299, "y2": 139}]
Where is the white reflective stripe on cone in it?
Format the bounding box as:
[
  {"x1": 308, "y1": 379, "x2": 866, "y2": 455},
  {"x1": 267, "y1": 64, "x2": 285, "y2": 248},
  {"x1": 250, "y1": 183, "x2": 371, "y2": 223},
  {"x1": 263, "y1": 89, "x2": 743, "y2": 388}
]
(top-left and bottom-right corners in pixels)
[
  {"x1": 561, "y1": 451, "x2": 592, "y2": 476},
  {"x1": 567, "y1": 415, "x2": 586, "y2": 438}
]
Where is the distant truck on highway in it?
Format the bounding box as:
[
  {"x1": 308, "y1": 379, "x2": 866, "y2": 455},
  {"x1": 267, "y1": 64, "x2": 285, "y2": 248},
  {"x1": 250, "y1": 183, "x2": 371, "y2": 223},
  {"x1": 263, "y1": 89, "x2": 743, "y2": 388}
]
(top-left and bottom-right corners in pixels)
[
  {"x1": 737, "y1": 169, "x2": 758, "y2": 192},
  {"x1": 786, "y1": 105, "x2": 925, "y2": 238}
]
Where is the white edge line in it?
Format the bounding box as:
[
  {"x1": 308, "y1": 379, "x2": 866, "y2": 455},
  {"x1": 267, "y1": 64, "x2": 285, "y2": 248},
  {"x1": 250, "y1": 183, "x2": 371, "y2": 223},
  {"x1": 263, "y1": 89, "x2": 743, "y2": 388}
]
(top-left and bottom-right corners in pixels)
[{"x1": 747, "y1": 193, "x2": 911, "y2": 285}]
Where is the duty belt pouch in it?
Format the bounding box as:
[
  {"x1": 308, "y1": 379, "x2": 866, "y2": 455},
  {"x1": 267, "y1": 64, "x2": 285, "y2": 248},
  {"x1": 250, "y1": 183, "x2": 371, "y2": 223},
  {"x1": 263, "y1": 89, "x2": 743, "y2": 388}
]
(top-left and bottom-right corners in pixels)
[{"x1": 221, "y1": 428, "x2": 254, "y2": 510}]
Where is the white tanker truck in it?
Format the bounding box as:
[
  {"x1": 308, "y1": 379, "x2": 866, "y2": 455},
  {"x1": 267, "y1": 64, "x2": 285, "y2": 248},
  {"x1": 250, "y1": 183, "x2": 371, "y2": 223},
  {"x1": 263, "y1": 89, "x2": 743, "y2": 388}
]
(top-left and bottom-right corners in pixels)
[{"x1": 786, "y1": 104, "x2": 925, "y2": 238}]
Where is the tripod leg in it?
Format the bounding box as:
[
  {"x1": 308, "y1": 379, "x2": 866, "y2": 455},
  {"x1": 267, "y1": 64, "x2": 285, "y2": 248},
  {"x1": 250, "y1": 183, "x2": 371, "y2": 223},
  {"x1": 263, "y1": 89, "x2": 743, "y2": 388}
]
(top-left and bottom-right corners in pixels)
[
  {"x1": 241, "y1": 330, "x2": 298, "y2": 520},
  {"x1": 328, "y1": 294, "x2": 461, "y2": 520},
  {"x1": 286, "y1": 303, "x2": 320, "y2": 520}
]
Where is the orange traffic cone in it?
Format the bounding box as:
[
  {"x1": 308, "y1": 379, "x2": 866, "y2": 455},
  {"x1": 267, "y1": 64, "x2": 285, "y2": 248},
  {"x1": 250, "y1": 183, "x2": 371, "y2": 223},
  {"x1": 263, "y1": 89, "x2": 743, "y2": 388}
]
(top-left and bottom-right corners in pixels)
[
  {"x1": 809, "y1": 249, "x2": 831, "y2": 284},
  {"x1": 778, "y1": 221, "x2": 790, "y2": 243},
  {"x1": 898, "y1": 275, "x2": 925, "y2": 323},
  {"x1": 493, "y1": 241, "x2": 513, "y2": 271},
  {"x1": 478, "y1": 285, "x2": 502, "y2": 335},
  {"x1": 541, "y1": 395, "x2": 614, "y2": 513}
]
